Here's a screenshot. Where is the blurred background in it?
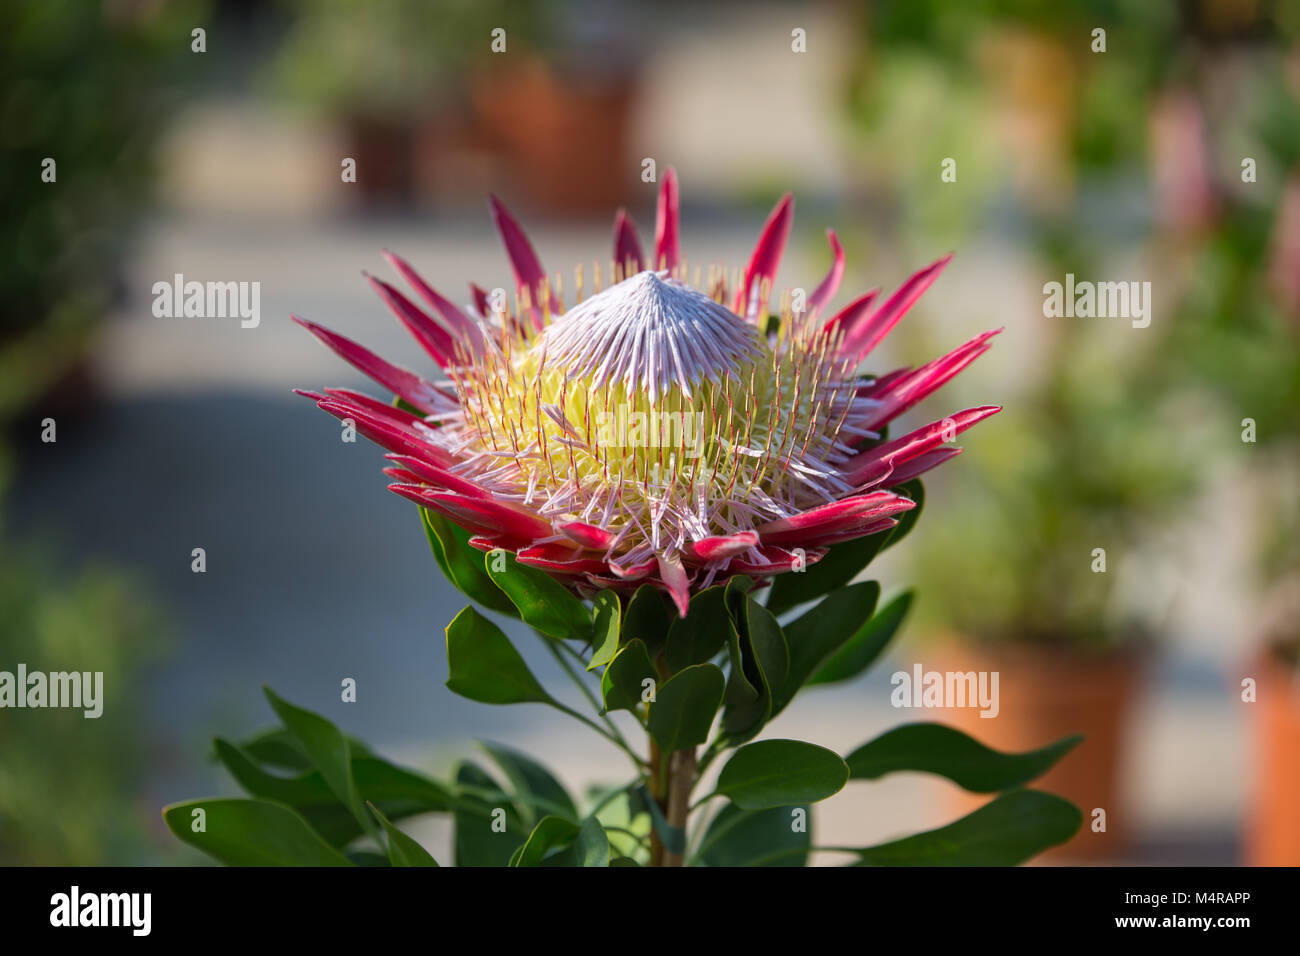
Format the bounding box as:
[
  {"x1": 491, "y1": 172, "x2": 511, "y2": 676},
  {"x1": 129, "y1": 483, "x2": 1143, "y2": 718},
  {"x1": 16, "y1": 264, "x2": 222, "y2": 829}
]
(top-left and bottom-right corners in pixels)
[{"x1": 2, "y1": 0, "x2": 1298, "y2": 865}]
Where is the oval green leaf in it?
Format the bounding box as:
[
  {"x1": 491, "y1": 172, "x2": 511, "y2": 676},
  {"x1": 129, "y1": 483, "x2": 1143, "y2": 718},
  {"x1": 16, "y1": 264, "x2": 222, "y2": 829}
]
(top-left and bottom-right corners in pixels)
[
  {"x1": 620, "y1": 585, "x2": 674, "y2": 657},
  {"x1": 445, "y1": 606, "x2": 553, "y2": 705},
  {"x1": 772, "y1": 580, "x2": 880, "y2": 716},
  {"x1": 647, "y1": 664, "x2": 725, "y2": 753},
  {"x1": 162, "y1": 798, "x2": 353, "y2": 866},
  {"x1": 880, "y1": 478, "x2": 924, "y2": 552},
  {"x1": 587, "y1": 590, "x2": 622, "y2": 670},
  {"x1": 600, "y1": 638, "x2": 655, "y2": 714},
  {"x1": 485, "y1": 549, "x2": 592, "y2": 640},
  {"x1": 263, "y1": 687, "x2": 370, "y2": 836},
  {"x1": 370, "y1": 802, "x2": 439, "y2": 867},
  {"x1": 851, "y1": 789, "x2": 1082, "y2": 866},
  {"x1": 846, "y1": 723, "x2": 1083, "y2": 793},
  {"x1": 453, "y1": 761, "x2": 527, "y2": 866},
  {"x1": 721, "y1": 590, "x2": 788, "y2": 744},
  {"x1": 479, "y1": 741, "x2": 578, "y2": 824},
  {"x1": 510, "y1": 815, "x2": 610, "y2": 867},
  {"x1": 694, "y1": 803, "x2": 811, "y2": 867},
  {"x1": 665, "y1": 586, "x2": 729, "y2": 672},
  {"x1": 421, "y1": 507, "x2": 518, "y2": 616},
  {"x1": 809, "y1": 589, "x2": 912, "y2": 686},
  {"x1": 715, "y1": 739, "x2": 849, "y2": 810}
]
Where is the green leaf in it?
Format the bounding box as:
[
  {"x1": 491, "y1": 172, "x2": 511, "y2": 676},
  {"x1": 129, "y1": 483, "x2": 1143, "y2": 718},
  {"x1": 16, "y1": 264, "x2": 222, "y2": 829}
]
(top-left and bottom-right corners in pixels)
[
  {"x1": 587, "y1": 783, "x2": 648, "y2": 859},
  {"x1": 233, "y1": 725, "x2": 376, "y2": 769},
  {"x1": 453, "y1": 761, "x2": 527, "y2": 867},
  {"x1": 620, "y1": 584, "x2": 674, "y2": 658},
  {"x1": 512, "y1": 815, "x2": 608, "y2": 867},
  {"x1": 347, "y1": 850, "x2": 392, "y2": 866},
  {"x1": 765, "y1": 532, "x2": 889, "y2": 616},
  {"x1": 370, "y1": 803, "x2": 438, "y2": 867},
  {"x1": 348, "y1": 758, "x2": 453, "y2": 813},
  {"x1": 318, "y1": 757, "x2": 452, "y2": 845},
  {"x1": 162, "y1": 798, "x2": 353, "y2": 866},
  {"x1": 546, "y1": 816, "x2": 611, "y2": 868},
  {"x1": 715, "y1": 739, "x2": 849, "y2": 810},
  {"x1": 880, "y1": 478, "x2": 924, "y2": 552},
  {"x1": 214, "y1": 738, "x2": 335, "y2": 806},
  {"x1": 647, "y1": 664, "x2": 726, "y2": 752},
  {"x1": 695, "y1": 803, "x2": 811, "y2": 867},
  {"x1": 479, "y1": 741, "x2": 578, "y2": 825},
  {"x1": 846, "y1": 723, "x2": 1083, "y2": 793},
  {"x1": 485, "y1": 549, "x2": 592, "y2": 641},
  {"x1": 421, "y1": 506, "x2": 518, "y2": 616},
  {"x1": 587, "y1": 590, "x2": 621, "y2": 670},
  {"x1": 772, "y1": 581, "x2": 880, "y2": 716},
  {"x1": 263, "y1": 688, "x2": 370, "y2": 836},
  {"x1": 215, "y1": 739, "x2": 452, "y2": 846},
  {"x1": 721, "y1": 587, "x2": 789, "y2": 744},
  {"x1": 600, "y1": 638, "x2": 656, "y2": 714},
  {"x1": 232, "y1": 727, "x2": 314, "y2": 771},
  {"x1": 664, "y1": 586, "x2": 729, "y2": 672},
  {"x1": 445, "y1": 606, "x2": 553, "y2": 705},
  {"x1": 809, "y1": 590, "x2": 913, "y2": 686},
  {"x1": 511, "y1": 816, "x2": 576, "y2": 867},
  {"x1": 851, "y1": 789, "x2": 1082, "y2": 866}
]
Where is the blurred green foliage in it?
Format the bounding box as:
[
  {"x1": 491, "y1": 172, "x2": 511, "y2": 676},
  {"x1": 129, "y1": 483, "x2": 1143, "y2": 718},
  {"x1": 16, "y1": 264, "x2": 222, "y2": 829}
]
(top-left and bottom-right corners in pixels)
[
  {"x1": 848, "y1": 0, "x2": 1300, "y2": 646},
  {"x1": 0, "y1": 0, "x2": 203, "y2": 421},
  {"x1": 0, "y1": 540, "x2": 163, "y2": 865},
  {"x1": 268, "y1": 0, "x2": 554, "y2": 118},
  {"x1": 0, "y1": 0, "x2": 191, "y2": 862}
]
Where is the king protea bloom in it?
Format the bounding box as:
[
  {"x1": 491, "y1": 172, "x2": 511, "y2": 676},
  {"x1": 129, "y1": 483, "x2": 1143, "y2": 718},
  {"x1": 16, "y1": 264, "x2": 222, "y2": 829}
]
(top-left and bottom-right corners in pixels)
[{"x1": 295, "y1": 170, "x2": 999, "y2": 615}]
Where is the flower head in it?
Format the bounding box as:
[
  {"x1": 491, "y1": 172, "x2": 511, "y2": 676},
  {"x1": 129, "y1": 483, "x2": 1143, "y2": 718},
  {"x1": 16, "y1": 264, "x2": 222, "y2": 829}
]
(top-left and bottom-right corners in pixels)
[{"x1": 295, "y1": 170, "x2": 999, "y2": 614}]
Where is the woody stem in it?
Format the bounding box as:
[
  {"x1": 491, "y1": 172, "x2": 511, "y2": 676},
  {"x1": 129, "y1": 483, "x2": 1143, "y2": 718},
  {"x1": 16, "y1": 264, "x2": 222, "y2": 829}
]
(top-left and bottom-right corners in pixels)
[{"x1": 662, "y1": 746, "x2": 697, "y2": 867}]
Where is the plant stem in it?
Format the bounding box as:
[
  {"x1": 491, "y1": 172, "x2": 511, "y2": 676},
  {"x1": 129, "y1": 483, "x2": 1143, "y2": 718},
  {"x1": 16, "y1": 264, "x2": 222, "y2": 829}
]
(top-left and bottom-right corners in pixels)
[
  {"x1": 648, "y1": 737, "x2": 665, "y2": 866},
  {"x1": 662, "y1": 746, "x2": 697, "y2": 867}
]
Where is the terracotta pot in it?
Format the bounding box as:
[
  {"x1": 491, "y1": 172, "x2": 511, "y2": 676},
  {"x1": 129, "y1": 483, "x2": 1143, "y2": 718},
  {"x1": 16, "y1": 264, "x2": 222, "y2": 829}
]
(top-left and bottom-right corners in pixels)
[
  {"x1": 342, "y1": 115, "x2": 417, "y2": 206},
  {"x1": 932, "y1": 639, "x2": 1142, "y2": 863},
  {"x1": 470, "y1": 56, "x2": 636, "y2": 214},
  {"x1": 1246, "y1": 648, "x2": 1300, "y2": 865}
]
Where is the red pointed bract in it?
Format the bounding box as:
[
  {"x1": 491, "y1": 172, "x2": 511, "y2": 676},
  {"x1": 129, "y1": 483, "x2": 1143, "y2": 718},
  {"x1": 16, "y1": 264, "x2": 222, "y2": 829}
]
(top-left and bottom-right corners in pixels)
[
  {"x1": 654, "y1": 167, "x2": 681, "y2": 270},
  {"x1": 734, "y1": 193, "x2": 793, "y2": 320}
]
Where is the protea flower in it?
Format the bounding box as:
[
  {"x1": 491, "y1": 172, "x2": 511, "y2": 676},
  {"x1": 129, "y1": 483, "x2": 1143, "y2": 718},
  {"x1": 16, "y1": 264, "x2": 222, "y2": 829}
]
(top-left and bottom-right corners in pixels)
[{"x1": 294, "y1": 170, "x2": 999, "y2": 615}]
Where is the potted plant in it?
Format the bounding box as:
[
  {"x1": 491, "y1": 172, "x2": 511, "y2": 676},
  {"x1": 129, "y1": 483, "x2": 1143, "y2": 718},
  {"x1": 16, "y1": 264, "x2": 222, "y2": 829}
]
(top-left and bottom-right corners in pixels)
[
  {"x1": 0, "y1": 0, "x2": 203, "y2": 424},
  {"x1": 844, "y1": 0, "x2": 1299, "y2": 862},
  {"x1": 267, "y1": 0, "x2": 640, "y2": 211},
  {"x1": 904, "y1": 305, "x2": 1199, "y2": 861}
]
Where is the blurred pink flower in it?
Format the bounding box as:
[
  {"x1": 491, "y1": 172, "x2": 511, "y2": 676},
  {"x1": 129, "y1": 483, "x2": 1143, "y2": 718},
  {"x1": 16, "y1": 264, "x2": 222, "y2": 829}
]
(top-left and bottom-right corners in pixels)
[
  {"x1": 1270, "y1": 173, "x2": 1300, "y2": 323},
  {"x1": 1149, "y1": 89, "x2": 1218, "y2": 235},
  {"x1": 295, "y1": 170, "x2": 999, "y2": 614}
]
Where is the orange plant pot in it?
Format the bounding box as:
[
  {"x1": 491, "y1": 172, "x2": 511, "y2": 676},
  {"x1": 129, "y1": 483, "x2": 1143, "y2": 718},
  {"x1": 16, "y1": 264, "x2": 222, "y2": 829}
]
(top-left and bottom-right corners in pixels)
[
  {"x1": 1246, "y1": 649, "x2": 1300, "y2": 866},
  {"x1": 933, "y1": 640, "x2": 1142, "y2": 863},
  {"x1": 470, "y1": 57, "x2": 636, "y2": 214}
]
